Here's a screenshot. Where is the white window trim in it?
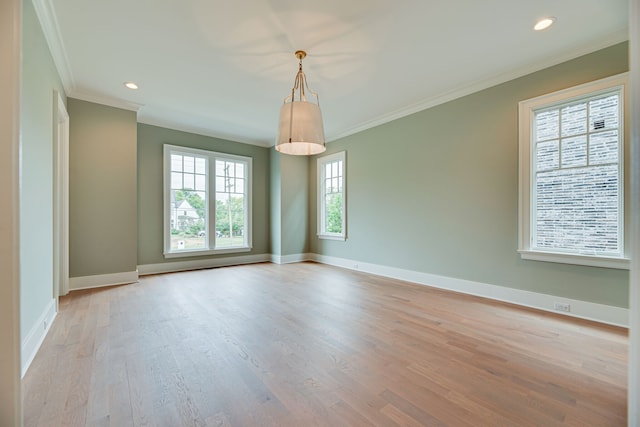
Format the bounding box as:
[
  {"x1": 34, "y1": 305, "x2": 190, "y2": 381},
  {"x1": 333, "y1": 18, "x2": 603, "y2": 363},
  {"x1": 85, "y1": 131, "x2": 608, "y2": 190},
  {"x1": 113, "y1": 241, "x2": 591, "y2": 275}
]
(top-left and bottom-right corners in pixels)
[
  {"x1": 518, "y1": 73, "x2": 630, "y2": 270},
  {"x1": 317, "y1": 151, "x2": 347, "y2": 241},
  {"x1": 163, "y1": 144, "x2": 252, "y2": 258}
]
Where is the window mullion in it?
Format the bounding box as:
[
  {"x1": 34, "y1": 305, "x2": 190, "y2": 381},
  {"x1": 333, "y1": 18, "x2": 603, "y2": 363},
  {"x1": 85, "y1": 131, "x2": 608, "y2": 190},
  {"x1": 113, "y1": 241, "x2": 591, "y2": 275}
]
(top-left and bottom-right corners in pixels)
[{"x1": 207, "y1": 155, "x2": 215, "y2": 249}]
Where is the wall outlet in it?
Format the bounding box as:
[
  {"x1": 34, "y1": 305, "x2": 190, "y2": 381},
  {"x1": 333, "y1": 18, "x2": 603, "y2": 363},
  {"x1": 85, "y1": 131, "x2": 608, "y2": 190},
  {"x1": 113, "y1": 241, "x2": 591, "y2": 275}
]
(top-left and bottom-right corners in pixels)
[
  {"x1": 353, "y1": 264, "x2": 359, "y2": 269},
  {"x1": 553, "y1": 302, "x2": 571, "y2": 313},
  {"x1": 43, "y1": 320, "x2": 47, "y2": 330}
]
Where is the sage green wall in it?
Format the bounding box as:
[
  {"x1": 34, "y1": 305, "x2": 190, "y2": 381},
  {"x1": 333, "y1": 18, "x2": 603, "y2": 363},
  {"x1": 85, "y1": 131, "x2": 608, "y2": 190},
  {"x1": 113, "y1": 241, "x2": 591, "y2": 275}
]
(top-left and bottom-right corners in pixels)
[
  {"x1": 281, "y1": 154, "x2": 309, "y2": 256},
  {"x1": 310, "y1": 42, "x2": 630, "y2": 308},
  {"x1": 68, "y1": 99, "x2": 137, "y2": 277},
  {"x1": 137, "y1": 123, "x2": 270, "y2": 265},
  {"x1": 270, "y1": 149, "x2": 309, "y2": 257},
  {"x1": 20, "y1": 0, "x2": 65, "y2": 341},
  {"x1": 270, "y1": 148, "x2": 282, "y2": 255}
]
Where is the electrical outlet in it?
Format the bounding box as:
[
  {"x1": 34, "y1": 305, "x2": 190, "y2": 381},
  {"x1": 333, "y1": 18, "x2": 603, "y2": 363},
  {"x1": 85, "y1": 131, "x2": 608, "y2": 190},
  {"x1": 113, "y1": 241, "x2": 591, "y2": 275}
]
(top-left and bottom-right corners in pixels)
[
  {"x1": 43, "y1": 320, "x2": 47, "y2": 330},
  {"x1": 353, "y1": 264, "x2": 359, "y2": 269},
  {"x1": 553, "y1": 302, "x2": 571, "y2": 313}
]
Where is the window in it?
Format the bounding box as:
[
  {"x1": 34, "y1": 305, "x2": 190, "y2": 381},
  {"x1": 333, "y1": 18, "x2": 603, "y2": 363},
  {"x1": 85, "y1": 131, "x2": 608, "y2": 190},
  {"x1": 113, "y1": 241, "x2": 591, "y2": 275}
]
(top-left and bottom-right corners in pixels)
[
  {"x1": 518, "y1": 74, "x2": 629, "y2": 269},
  {"x1": 164, "y1": 144, "x2": 252, "y2": 257},
  {"x1": 317, "y1": 151, "x2": 346, "y2": 240}
]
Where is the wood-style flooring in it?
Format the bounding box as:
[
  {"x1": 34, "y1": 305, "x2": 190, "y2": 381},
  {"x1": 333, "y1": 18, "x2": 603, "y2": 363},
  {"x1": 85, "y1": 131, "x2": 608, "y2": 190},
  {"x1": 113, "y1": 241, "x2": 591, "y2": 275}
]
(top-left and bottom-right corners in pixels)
[{"x1": 23, "y1": 262, "x2": 628, "y2": 426}]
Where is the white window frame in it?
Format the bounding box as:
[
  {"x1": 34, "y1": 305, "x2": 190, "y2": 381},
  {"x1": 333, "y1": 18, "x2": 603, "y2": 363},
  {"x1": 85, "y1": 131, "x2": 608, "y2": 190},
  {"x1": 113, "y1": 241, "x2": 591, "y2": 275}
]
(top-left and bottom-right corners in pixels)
[
  {"x1": 317, "y1": 151, "x2": 347, "y2": 241},
  {"x1": 163, "y1": 144, "x2": 252, "y2": 258},
  {"x1": 518, "y1": 73, "x2": 629, "y2": 269}
]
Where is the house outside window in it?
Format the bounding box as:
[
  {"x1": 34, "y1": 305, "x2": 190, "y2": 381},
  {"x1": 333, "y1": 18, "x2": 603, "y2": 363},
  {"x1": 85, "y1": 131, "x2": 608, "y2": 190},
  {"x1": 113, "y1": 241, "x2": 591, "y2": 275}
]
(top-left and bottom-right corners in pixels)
[
  {"x1": 164, "y1": 144, "x2": 252, "y2": 257},
  {"x1": 317, "y1": 151, "x2": 346, "y2": 240},
  {"x1": 518, "y1": 74, "x2": 629, "y2": 269}
]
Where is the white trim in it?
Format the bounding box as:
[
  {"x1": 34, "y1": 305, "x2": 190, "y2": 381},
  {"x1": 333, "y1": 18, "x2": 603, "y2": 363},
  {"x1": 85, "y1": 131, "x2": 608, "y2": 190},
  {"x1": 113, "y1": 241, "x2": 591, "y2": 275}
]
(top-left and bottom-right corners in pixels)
[
  {"x1": 163, "y1": 247, "x2": 252, "y2": 258},
  {"x1": 163, "y1": 144, "x2": 253, "y2": 257},
  {"x1": 138, "y1": 116, "x2": 272, "y2": 148},
  {"x1": 69, "y1": 270, "x2": 138, "y2": 291},
  {"x1": 67, "y1": 91, "x2": 142, "y2": 112},
  {"x1": 518, "y1": 73, "x2": 630, "y2": 268},
  {"x1": 519, "y1": 73, "x2": 629, "y2": 111},
  {"x1": 309, "y1": 254, "x2": 629, "y2": 327},
  {"x1": 328, "y1": 34, "x2": 629, "y2": 143},
  {"x1": 21, "y1": 299, "x2": 56, "y2": 378},
  {"x1": 628, "y1": 0, "x2": 640, "y2": 423},
  {"x1": 518, "y1": 250, "x2": 630, "y2": 270},
  {"x1": 138, "y1": 253, "x2": 270, "y2": 276},
  {"x1": 53, "y1": 91, "x2": 70, "y2": 296},
  {"x1": 317, "y1": 151, "x2": 347, "y2": 240},
  {"x1": 317, "y1": 234, "x2": 346, "y2": 241},
  {"x1": 31, "y1": 0, "x2": 75, "y2": 92},
  {"x1": 271, "y1": 253, "x2": 313, "y2": 265}
]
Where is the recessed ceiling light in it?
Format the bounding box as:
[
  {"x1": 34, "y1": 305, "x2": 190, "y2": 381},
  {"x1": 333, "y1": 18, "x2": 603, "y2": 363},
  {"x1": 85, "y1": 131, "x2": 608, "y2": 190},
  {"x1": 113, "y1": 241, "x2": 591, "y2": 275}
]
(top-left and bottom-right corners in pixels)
[
  {"x1": 534, "y1": 17, "x2": 556, "y2": 31},
  {"x1": 124, "y1": 81, "x2": 139, "y2": 90}
]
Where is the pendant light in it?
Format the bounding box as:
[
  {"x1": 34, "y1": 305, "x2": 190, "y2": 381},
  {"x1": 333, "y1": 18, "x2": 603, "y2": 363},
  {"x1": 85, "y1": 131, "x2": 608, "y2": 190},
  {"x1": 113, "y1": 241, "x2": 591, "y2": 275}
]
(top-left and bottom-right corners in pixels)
[{"x1": 276, "y1": 50, "x2": 326, "y2": 155}]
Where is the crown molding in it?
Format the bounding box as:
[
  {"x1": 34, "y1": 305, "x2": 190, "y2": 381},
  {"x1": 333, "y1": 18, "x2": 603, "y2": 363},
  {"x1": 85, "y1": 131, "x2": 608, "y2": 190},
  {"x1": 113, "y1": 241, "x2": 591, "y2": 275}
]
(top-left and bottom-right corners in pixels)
[
  {"x1": 68, "y1": 90, "x2": 143, "y2": 112},
  {"x1": 328, "y1": 31, "x2": 629, "y2": 143},
  {"x1": 137, "y1": 116, "x2": 273, "y2": 148},
  {"x1": 32, "y1": 0, "x2": 75, "y2": 93}
]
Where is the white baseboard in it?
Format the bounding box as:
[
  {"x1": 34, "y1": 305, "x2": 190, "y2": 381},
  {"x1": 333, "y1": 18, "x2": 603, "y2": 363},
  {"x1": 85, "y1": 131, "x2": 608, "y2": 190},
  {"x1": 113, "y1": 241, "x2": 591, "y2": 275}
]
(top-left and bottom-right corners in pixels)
[
  {"x1": 138, "y1": 253, "x2": 271, "y2": 276},
  {"x1": 69, "y1": 270, "x2": 139, "y2": 291},
  {"x1": 22, "y1": 298, "x2": 57, "y2": 378},
  {"x1": 310, "y1": 254, "x2": 629, "y2": 328},
  {"x1": 91, "y1": 253, "x2": 627, "y2": 327},
  {"x1": 271, "y1": 253, "x2": 313, "y2": 265}
]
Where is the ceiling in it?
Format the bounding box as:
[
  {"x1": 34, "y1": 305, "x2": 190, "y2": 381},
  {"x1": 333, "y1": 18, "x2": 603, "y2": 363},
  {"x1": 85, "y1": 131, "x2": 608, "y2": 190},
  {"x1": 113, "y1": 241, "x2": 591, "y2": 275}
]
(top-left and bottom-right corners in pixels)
[{"x1": 34, "y1": 0, "x2": 629, "y2": 147}]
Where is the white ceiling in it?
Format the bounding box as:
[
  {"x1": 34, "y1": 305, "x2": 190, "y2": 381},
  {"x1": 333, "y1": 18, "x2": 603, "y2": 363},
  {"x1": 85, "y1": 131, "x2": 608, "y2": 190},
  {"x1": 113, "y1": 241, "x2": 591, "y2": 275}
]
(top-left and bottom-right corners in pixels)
[{"x1": 34, "y1": 0, "x2": 629, "y2": 147}]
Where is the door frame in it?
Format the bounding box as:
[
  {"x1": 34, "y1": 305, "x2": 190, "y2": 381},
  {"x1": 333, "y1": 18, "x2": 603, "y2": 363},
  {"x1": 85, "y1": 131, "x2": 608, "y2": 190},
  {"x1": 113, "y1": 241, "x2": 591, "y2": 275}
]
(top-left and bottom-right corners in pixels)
[{"x1": 53, "y1": 91, "x2": 69, "y2": 300}]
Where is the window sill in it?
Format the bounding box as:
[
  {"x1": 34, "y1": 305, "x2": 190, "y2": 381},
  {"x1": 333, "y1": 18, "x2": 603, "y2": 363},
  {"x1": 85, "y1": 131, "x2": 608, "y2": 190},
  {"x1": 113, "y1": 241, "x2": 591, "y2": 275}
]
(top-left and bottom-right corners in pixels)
[
  {"x1": 518, "y1": 249, "x2": 630, "y2": 270},
  {"x1": 318, "y1": 233, "x2": 346, "y2": 241},
  {"x1": 164, "y1": 246, "x2": 252, "y2": 259}
]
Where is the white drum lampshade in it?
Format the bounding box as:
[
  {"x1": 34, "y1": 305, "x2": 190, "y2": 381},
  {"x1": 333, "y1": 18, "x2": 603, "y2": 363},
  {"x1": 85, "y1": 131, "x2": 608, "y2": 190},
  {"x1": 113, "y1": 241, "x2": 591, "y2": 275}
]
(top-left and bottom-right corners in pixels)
[
  {"x1": 275, "y1": 51, "x2": 326, "y2": 156},
  {"x1": 276, "y1": 100, "x2": 326, "y2": 155}
]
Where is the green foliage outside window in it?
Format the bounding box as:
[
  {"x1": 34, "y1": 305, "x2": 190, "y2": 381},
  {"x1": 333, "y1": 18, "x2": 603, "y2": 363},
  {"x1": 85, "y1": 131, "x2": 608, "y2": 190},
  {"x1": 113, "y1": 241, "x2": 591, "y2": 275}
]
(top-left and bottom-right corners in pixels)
[
  {"x1": 326, "y1": 193, "x2": 342, "y2": 233},
  {"x1": 215, "y1": 196, "x2": 244, "y2": 237}
]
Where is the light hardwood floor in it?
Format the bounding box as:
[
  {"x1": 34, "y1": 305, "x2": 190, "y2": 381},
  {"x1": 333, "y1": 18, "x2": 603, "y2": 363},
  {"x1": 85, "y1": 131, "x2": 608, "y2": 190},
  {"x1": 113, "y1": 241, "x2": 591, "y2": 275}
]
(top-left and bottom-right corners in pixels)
[{"x1": 23, "y1": 262, "x2": 627, "y2": 426}]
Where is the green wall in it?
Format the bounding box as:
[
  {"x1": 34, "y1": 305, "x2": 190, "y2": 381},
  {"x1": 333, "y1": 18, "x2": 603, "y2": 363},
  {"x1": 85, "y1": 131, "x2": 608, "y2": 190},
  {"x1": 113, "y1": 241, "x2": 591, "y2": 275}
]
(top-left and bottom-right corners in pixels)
[
  {"x1": 137, "y1": 123, "x2": 271, "y2": 266},
  {"x1": 310, "y1": 42, "x2": 630, "y2": 308},
  {"x1": 68, "y1": 99, "x2": 138, "y2": 277},
  {"x1": 281, "y1": 154, "x2": 309, "y2": 256},
  {"x1": 270, "y1": 149, "x2": 309, "y2": 258},
  {"x1": 270, "y1": 148, "x2": 282, "y2": 255},
  {"x1": 20, "y1": 0, "x2": 65, "y2": 341}
]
